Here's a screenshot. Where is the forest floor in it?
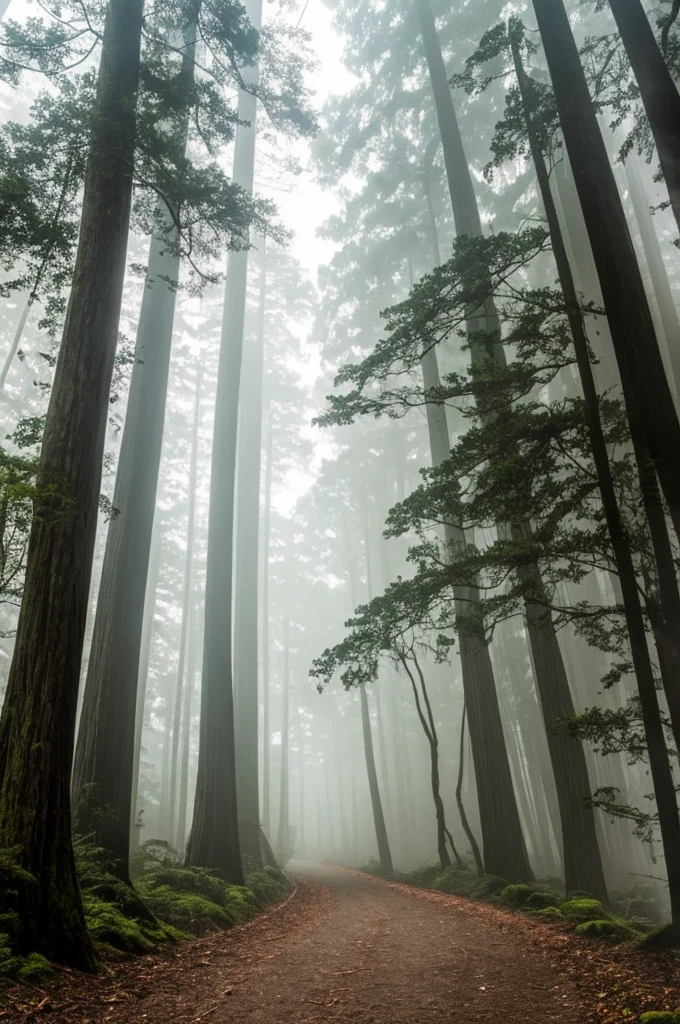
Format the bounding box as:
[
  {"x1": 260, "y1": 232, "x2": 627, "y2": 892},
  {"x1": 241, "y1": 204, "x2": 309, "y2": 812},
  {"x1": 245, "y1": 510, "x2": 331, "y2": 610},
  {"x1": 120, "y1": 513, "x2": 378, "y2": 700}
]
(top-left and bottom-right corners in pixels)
[{"x1": 1, "y1": 861, "x2": 678, "y2": 1023}]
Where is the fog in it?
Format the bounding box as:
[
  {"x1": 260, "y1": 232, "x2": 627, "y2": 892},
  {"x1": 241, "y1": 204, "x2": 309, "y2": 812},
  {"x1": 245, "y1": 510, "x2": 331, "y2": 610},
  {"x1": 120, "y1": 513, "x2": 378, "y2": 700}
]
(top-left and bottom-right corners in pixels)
[{"x1": 0, "y1": 0, "x2": 678, "y2": 968}]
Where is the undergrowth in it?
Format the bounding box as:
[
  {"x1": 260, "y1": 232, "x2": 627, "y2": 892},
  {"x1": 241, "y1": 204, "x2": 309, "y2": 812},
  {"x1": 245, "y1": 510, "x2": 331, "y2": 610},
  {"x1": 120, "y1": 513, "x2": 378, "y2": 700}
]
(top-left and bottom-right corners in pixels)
[
  {"x1": 379, "y1": 862, "x2": 663, "y2": 950},
  {"x1": 0, "y1": 837, "x2": 292, "y2": 981}
]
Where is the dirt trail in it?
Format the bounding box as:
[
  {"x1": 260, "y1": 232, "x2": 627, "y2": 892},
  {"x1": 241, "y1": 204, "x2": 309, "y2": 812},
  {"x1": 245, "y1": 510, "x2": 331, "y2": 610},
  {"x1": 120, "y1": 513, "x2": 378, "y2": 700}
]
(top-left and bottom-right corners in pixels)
[
  {"x1": 6, "y1": 861, "x2": 679, "y2": 1023},
  {"x1": 21, "y1": 861, "x2": 588, "y2": 1023}
]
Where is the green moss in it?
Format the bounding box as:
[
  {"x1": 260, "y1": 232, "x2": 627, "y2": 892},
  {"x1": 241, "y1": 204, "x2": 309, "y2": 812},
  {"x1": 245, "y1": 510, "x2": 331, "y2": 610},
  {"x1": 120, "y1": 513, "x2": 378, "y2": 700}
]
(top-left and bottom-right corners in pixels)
[
  {"x1": 561, "y1": 898, "x2": 609, "y2": 924},
  {"x1": 525, "y1": 891, "x2": 562, "y2": 910},
  {"x1": 639, "y1": 924, "x2": 680, "y2": 950},
  {"x1": 243, "y1": 866, "x2": 291, "y2": 908},
  {"x1": 528, "y1": 907, "x2": 564, "y2": 923},
  {"x1": 428, "y1": 869, "x2": 509, "y2": 900},
  {"x1": 82, "y1": 893, "x2": 166, "y2": 954},
  {"x1": 499, "y1": 884, "x2": 535, "y2": 908},
  {"x1": 639, "y1": 1013, "x2": 680, "y2": 1023},
  {"x1": 574, "y1": 918, "x2": 640, "y2": 943},
  {"x1": 0, "y1": 942, "x2": 55, "y2": 984},
  {"x1": 136, "y1": 886, "x2": 235, "y2": 935}
]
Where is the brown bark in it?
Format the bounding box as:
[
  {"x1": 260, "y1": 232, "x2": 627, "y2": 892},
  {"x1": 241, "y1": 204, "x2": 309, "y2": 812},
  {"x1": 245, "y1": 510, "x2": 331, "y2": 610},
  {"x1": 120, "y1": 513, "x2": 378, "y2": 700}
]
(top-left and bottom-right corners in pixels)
[{"x1": 0, "y1": 0, "x2": 144, "y2": 968}]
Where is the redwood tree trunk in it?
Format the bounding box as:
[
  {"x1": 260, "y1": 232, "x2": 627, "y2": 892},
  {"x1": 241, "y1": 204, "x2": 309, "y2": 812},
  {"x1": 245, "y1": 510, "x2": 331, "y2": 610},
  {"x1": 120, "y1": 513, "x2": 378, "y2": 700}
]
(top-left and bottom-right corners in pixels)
[
  {"x1": 186, "y1": 24, "x2": 260, "y2": 880},
  {"x1": 607, "y1": 0, "x2": 680, "y2": 237},
  {"x1": 416, "y1": 0, "x2": 532, "y2": 883},
  {"x1": 0, "y1": 0, "x2": 143, "y2": 968}
]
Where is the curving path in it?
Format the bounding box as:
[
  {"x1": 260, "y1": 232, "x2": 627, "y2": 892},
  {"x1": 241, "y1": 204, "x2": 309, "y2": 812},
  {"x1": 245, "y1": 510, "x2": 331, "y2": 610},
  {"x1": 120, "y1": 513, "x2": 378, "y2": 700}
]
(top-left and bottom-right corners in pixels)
[{"x1": 67, "y1": 860, "x2": 584, "y2": 1024}]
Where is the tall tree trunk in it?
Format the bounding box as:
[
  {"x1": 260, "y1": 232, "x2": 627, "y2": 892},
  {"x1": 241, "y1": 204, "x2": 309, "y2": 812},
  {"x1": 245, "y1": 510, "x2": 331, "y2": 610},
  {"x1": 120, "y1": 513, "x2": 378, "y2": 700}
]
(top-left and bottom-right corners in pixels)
[
  {"x1": 0, "y1": 0, "x2": 143, "y2": 968},
  {"x1": 512, "y1": 19, "x2": 680, "y2": 924},
  {"x1": 531, "y1": 0, "x2": 680, "y2": 541},
  {"x1": 416, "y1": 0, "x2": 531, "y2": 882},
  {"x1": 168, "y1": 368, "x2": 202, "y2": 839},
  {"x1": 424, "y1": 0, "x2": 606, "y2": 898},
  {"x1": 276, "y1": 618, "x2": 290, "y2": 860},
  {"x1": 606, "y1": 0, "x2": 680, "y2": 237},
  {"x1": 261, "y1": 413, "x2": 273, "y2": 835},
  {"x1": 131, "y1": 518, "x2": 163, "y2": 835},
  {"x1": 176, "y1": 588, "x2": 198, "y2": 853},
  {"x1": 344, "y1": 516, "x2": 394, "y2": 873},
  {"x1": 359, "y1": 684, "x2": 393, "y2": 874},
  {"x1": 72, "y1": 22, "x2": 198, "y2": 877},
  {"x1": 624, "y1": 156, "x2": 680, "y2": 400},
  {"x1": 186, "y1": 0, "x2": 261, "y2": 882},
  {"x1": 234, "y1": 238, "x2": 267, "y2": 863}
]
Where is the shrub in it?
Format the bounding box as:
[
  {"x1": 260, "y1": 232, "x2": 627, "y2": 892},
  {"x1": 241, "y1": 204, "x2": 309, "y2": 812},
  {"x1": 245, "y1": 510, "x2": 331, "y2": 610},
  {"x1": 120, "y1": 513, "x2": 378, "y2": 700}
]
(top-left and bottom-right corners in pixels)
[
  {"x1": 561, "y1": 898, "x2": 609, "y2": 924},
  {"x1": 499, "y1": 884, "x2": 535, "y2": 908}
]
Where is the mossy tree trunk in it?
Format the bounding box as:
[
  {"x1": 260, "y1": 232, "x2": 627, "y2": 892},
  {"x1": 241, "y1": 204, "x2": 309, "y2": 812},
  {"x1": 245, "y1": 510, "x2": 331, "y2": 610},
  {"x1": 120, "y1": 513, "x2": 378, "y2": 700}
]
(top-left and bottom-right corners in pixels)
[{"x1": 0, "y1": 0, "x2": 144, "y2": 968}]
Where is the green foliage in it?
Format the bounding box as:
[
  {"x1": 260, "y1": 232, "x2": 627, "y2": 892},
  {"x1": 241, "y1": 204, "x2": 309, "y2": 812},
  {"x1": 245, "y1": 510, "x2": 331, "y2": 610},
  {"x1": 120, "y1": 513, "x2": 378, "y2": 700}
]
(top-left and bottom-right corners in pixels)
[
  {"x1": 640, "y1": 1014, "x2": 680, "y2": 1023},
  {"x1": 529, "y1": 907, "x2": 564, "y2": 923},
  {"x1": 574, "y1": 918, "x2": 641, "y2": 943},
  {"x1": 0, "y1": 947, "x2": 55, "y2": 983},
  {"x1": 560, "y1": 898, "x2": 609, "y2": 924},
  {"x1": 244, "y1": 866, "x2": 292, "y2": 907},
  {"x1": 499, "y1": 883, "x2": 535, "y2": 908},
  {"x1": 429, "y1": 868, "x2": 509, "y2": 900}
]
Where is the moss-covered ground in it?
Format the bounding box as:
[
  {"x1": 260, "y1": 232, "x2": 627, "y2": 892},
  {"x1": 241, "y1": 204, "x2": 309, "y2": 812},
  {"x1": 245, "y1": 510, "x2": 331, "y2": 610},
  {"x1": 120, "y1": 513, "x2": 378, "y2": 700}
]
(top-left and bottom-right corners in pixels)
[{"x1": 0, "y1": 839, "x2": 292, "y2": 982}]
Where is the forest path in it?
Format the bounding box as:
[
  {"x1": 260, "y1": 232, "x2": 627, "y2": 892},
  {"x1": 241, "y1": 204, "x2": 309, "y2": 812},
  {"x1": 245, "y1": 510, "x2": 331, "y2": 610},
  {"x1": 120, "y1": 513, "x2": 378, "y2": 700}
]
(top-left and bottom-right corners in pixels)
[{"x1": 49, "y1": 860, "x2": 586, "y2": 1024}]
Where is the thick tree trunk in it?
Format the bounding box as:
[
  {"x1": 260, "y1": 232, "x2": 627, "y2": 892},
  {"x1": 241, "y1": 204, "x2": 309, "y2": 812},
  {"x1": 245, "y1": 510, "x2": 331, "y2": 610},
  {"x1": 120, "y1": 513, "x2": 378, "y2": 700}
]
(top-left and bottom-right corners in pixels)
[
  {"x1": 532, "y1": 0, "x2": 680, "y2": 540},
  {"x1": 513, "y1": 20, "x2": 680, "y2": 924},
  {"x1": 0, "y1": 0, "x2": 143, "y2": 968},
  {"x1": 72, "y1": 18, "x2": 197, "y2": 876},
  {"x1": 416, "y1": 0, "x2": 531, "y2": 883},
  {"x1": 234, "y1": 238, "x2": 267, "y2": 863},
  {"x1": 186, "y1": 5, "x2": 260, "y2": 878},
  {"x1": 72, "y1": 214, "x2": 184, "y2": 875},
  {"x1": 607, "y1": 0, "x2": 680, "y2": 237}
]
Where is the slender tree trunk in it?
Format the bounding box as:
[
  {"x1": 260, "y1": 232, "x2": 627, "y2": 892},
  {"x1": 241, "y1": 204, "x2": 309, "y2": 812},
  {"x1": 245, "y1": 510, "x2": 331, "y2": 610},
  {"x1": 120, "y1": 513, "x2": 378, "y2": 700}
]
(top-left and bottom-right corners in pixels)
[
  {"x1": 186, "y1": 0, "x2": 261, "y2": 884},
  {"x1": 234, "y1": 238, "x2": 267, "y2": 862},
  {"x1": 400, "y1": 653, "x2": 461, "y2": 870},
  {"x1": 416, "y1": 0, "x2": 531, "y2": 882},
  {"x1": 531, "y1": 0, "x2": 680, "y2": 540},
  {"x1": 261, "y1": 414, "x2": 273, "y2": 835},
  {"x1": 72, "y1": 21, "x2": 198, "y2": 876},
  {"x1": 176, "y1": 588, "x2": 198, "y2": 853},
  {"x1": 606, "y1": 0, "x2": 680, "y2": 237},
  {"x1": 276, "y1": 619, "x2": 290, "y2": 860},
  {"x1": 513, "y1": 20, "x2": 680, "y2": 924},
  {"x1": 456, "y1": 704, "x2": 484, "y2": 875},
  {"x1": 167, "y1": 368, "x2": 202, "y2": 838},
  {"x1": 359, "y1": 684, "x2": 393, "y2": 873},
  {"x1": 0, "y1": 0, "x2": 143, "y2": 968},
  {"x1": 131, "y1": 519, "x2": 163, "y2": 835}
]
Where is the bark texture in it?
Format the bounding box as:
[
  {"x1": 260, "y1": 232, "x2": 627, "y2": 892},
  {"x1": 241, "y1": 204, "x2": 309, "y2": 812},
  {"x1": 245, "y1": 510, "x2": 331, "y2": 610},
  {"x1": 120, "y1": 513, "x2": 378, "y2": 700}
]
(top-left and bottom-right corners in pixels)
[{"x1": 0, "y1": 0, "x2": 144, "y2": 967}]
